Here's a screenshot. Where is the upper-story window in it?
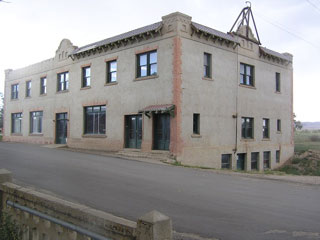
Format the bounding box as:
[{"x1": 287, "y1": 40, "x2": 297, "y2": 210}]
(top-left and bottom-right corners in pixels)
[
  {"x1": 11, "y1": 113, "x2": 22, "y2": 134},
  {"x1": 241, "y1": 117, "x2": 254, "y2": 139},
  {"x1": 204, "y1": 53, "x2": 211, "y2": 78},
  {"x1": 263, "y1": 118, "x2": 270, "y2": 139},
  {"x1": 240, "y1": 63, "x2": 254, "y2": 86},
  {"x1": 275, "y1": 72, "x2": 281, "y2": 92},
  {"x1": 26, "y1": 81, "x2": 31, "y2": 97},
  {"x1": 40, "y1": 77, "x2": 47, "y2": 95},
  {"x1": 106, "y1": 60, "x2": 117, "y2": 83},
  {"x1": 57, "y1": 72, "x2": 69, "y2": 92},
  {"x1": 277, "y1": 119, "x2": 281, "y2": 132},
  {"x1": 82, "y1": 66, "x2": 91, "y2": 87},
  {"x1": 11, "y1": 84, "x2": 19, "y2": 99},
  {"x1": 137, "y1": 51, "x2": 157, "y2": 78}
]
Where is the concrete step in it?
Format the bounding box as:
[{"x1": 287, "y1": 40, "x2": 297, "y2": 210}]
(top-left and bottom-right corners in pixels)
[{"x1": 116, "y1": 149, "x2": 175, "y2": 163}]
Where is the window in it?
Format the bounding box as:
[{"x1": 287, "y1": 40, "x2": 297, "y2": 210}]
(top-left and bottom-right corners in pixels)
[
  {"x1": 193, "y1": 113, "x2": 200, "y2": 134},
  {"x1": 251, "y1": 152, "x2": 259, "y2": 170},
  {"x1": 276, "y1": 150, "x2": 280, "y2": 163},
  {"x1": 40, "y1": 77, "x2": 47, "y2": 95},
  {"x1": 240, "y1": 63, "x2": 254, "y2": 86},
  {"x1": 277, "y1": 119, "x2": 281, "y2": 132},
  {"x1": 137, "y1": 51, "x2": 157, "y2": 78},
  {"x1": 204, "y1": 53, "x2": 211, "y2": 78},
  {"x1": 11, "y1": 113, "x2": 22, "y2": 134},
  {"x1": 263, "y1": 118, "x2": 270, "y2": 139},
  {"x1": 57, "y1": 72, "x2": 69, "y2": 91},
  {"x1": 84, "y1": 105, "x2": 106, "y2": 135},
  {"x1": 263, "y1": 151, "x2": 270, "y2": 169},
  {"x1": 11, "y1": 84, "x2": 19, "y2": 99},
  {"x1": 241, "y1": 117, "x2": 254, "y2": 139},
  {"x1": 82, "y1": 66, "x2": 91, "y2": 87},
  {"x1": 276, "y1": 72, "x2": 281, "y2": 92},
  {"x1": 30, "y1": 111, "x2": 43, "y2": 134},
  {"x1": 106, "y1": 60, "x2": 117, "y2": 83},
  {"x1": 26, "y1": 81, "x2": 31, "y2": 97},
  {"x1": 221, "y1": 154, "x2": 231, "y2": 169}
]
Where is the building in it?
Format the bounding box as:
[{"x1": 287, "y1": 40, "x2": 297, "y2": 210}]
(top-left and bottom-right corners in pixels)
[{"x1": 3, "y1": 7, "x2": 294, "y2": 171}]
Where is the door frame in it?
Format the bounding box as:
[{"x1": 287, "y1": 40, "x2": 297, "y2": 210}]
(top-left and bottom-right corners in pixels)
[
  {"x1": 123, "y1": 114, "x2": 143, "y2": 149},
  {"x1": 55, "y1": 112, "x2": 69, "y2": 144}
]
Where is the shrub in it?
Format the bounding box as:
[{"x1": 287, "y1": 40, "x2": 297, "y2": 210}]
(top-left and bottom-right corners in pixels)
[
  {"x1": 278, "y1": 165, "x2": 300, "y2": 175},
  {"x1": 0, "y1": 213, "x2": 20, "y2": 240},
  {"x1": 310, "y1": 135, "x2": 320, "y2": 142}
]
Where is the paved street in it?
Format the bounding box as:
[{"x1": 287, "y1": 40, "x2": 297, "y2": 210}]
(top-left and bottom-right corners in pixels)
[{"x1": 0, "y1": 142, "x2": 320, "y2": 240}]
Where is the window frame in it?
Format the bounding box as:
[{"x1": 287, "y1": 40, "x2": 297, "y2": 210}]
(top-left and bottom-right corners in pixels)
[
  {"x1": 106, "y1": 60, "x2": 117, "y2": 83},
  {"x1": 221, "y1": 154, "x2": 231, "y2": 169},
  {"x1": 11, "y1": 84, "x2": 19, "y2": 100},
  {"x1": 251, "y1": 152, "x2": 259, "y2": 170},
  {"x1": 57, "y1": 72, "x2": 69, "y2": 92},
  {"x1": 263, "y1": 151, "x2": 271, "y2": 169},
  {"x1": 193, "y1": 113, "x2": 200, "y2": 135},
  {"x1": 203, "y1": 52, "x2": 212, "y2": 78},
  {"x1": 277, "y1": 119, "x2": 281, "y2": 132},
  {"x1": 276, "y1": 150, "x2": 280, "y2": 163},
  {"x1": 136, "y1": 50, "x2": 157, "y2": 78},
  {"x1": 30, "y1": 111, "x2": 43, "y2": 134},
  {"x1": 26, "y1": 80, "x2": 31, "y2": 97},
  {"x1": 263, "y1": 118, "x2": 270, "y2": 139},
  {"x1": 40, "y1": 77, "x2": 47, "y2": 95},
  {"x1": 275, "y1": 72, "x2": 281, "y2": 92},
  {"x1": 240, "y1": 63, "x2": 254, "y2": 87},
  {"x1": 82, "y1": 66, "x2": 91, "y2": 88},
  {"x1": 241, "y1": 117, "x2": 254, "y2": 139},
  {"x1": 84, "y1": 105, "x2": 106, "y2": 135},
  {"x1": 11, "y1": 112, "x2": 22, "y2": 134}
]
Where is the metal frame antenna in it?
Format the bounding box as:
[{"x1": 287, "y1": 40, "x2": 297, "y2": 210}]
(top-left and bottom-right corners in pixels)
[{"x1": 229, "y1": 2, "x2": 261, "y2": 45}]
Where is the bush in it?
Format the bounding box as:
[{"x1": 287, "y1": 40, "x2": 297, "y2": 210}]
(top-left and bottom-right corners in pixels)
[
  {"x1": 278, "y1": 165, "x2": 300, "y2": 175},
  {"x1": 310, "y1": 135, "x2": 320, "y2": 142},
  {"x1": 0, "y1": 213, "x2": 20, "y2": 240}
]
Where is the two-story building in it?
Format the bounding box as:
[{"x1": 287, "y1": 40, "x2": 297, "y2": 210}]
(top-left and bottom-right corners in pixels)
[{"x1": 3, "y1": 7, "x2": 294, "y2": 171}]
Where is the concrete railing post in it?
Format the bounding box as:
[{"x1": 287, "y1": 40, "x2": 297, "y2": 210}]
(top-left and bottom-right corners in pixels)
[
  {"x1": 0, "y1": 169, "x2": 12, "y2": 184},
  {"x1": 136, "y1": 210, "x2": 172, "y2": 240}
]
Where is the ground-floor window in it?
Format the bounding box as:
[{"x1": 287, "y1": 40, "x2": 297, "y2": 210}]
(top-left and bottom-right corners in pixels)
[
  {"x1": 30, "y1": 111, "x2": 43, "y2": 134},
  {"x1": 276, "y1": 150, "x2": 280, "y2": 163},
  {"x1": 12, "y1": 113, "x2": 22, "y2": 134},
  {"x1": 251, "y1": 152, "x2": 259, "y2": 170},
  {"x1": 221, "y1": 154, "x2": 231, "y2": 169},
  {"x1": 84, "y1": 105, "x2": 106, "y2": 134},
  {"x1": 263, "y1": 151, "x2": 271, "y2": 169}
]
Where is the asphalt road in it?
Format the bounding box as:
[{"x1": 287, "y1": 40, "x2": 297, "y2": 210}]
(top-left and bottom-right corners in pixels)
[{"x1": 0, "y1": 142, "x2": 320, "y2": 240}]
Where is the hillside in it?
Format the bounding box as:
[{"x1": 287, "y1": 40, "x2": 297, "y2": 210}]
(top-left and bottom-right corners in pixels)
[{"x1": 302, "y1": 122, "x2": 320, "y2": 130}]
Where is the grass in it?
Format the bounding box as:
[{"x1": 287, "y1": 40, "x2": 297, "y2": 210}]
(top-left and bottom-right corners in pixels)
[
  {"x1": 171, "y1": 161, "x2": 215, "y2": 170},
  {"x1": 294, "y1": 130, "x2": 320, "y2": 154}
]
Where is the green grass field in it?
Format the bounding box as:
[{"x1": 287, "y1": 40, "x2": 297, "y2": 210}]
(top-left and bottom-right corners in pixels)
[{"x1": 294, "y1": 130, "x2": 320, "y2": 154}]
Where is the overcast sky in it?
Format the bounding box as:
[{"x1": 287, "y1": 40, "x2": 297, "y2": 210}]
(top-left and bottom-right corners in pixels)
[{"x1": 0, "y1": 0, "x2": 319, "y2": 121}]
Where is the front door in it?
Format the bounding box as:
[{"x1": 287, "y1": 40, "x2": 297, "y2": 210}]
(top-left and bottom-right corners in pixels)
[
  {"x1": 153, "y1": 113, "x2": 170, "y2": 150},
  {"x1": 237, "y1": 153, "x2": 246, "y2": 170},
  {"x1": 125, "y1": 115, "x2": 142, "y2": 149},
  {"x1": 56, "y1": 113, "x2": 68, "y2": 144}
]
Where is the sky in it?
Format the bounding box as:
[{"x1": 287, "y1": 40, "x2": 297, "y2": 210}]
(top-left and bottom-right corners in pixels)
[{"x1": 0, "y1": 0, "x2": 319, "y2": 121}]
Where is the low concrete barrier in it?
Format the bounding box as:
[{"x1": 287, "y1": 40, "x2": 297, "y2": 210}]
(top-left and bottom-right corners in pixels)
[{"x1": 0, "y1": 169, "x2": 172, "y2": 240}]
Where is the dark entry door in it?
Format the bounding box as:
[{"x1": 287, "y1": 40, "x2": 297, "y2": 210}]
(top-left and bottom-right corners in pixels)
[
  {"x1": 125, "y1": 115, "x2": 142, "y2": 149},
  {"x1": 154, "y1": 114, "x2": 170, "y2": 150},
  {"x1": 56, "y1": 113, "x2": 68, "y2": 144},
  {"x1": 237, "y1": 153, "x2": 245, "y2": 170}
]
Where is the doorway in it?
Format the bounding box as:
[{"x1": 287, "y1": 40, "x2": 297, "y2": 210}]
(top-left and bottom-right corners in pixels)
[
  {"x1": 153, "y1": 113, "x2": 170, "y2": 150},
  {"x1": 125, "y1": 115, "x2": 142, "y2": 149},
  {"x1": 56, "y1": 113, "x2": 68, "y2": 144},
  {"x1": 237, "y1": 153, "x2": 246, "y2": 170}
]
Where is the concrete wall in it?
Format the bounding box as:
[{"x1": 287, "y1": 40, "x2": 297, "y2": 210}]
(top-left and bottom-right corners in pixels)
[
  {"x1": 177, "y1": 20, "x2": 293, "y2": 169},
  {"x1": 0, "y1": 169, "x2": 172, "y2": 240},
  {"x1": 3, "y1": 11, "x2": 293, "y2": 170}
]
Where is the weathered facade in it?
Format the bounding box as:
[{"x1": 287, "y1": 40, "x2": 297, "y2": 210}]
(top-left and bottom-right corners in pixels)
[{"x1": 3, "y1": 9, "x2": 294, "y2": 171}]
